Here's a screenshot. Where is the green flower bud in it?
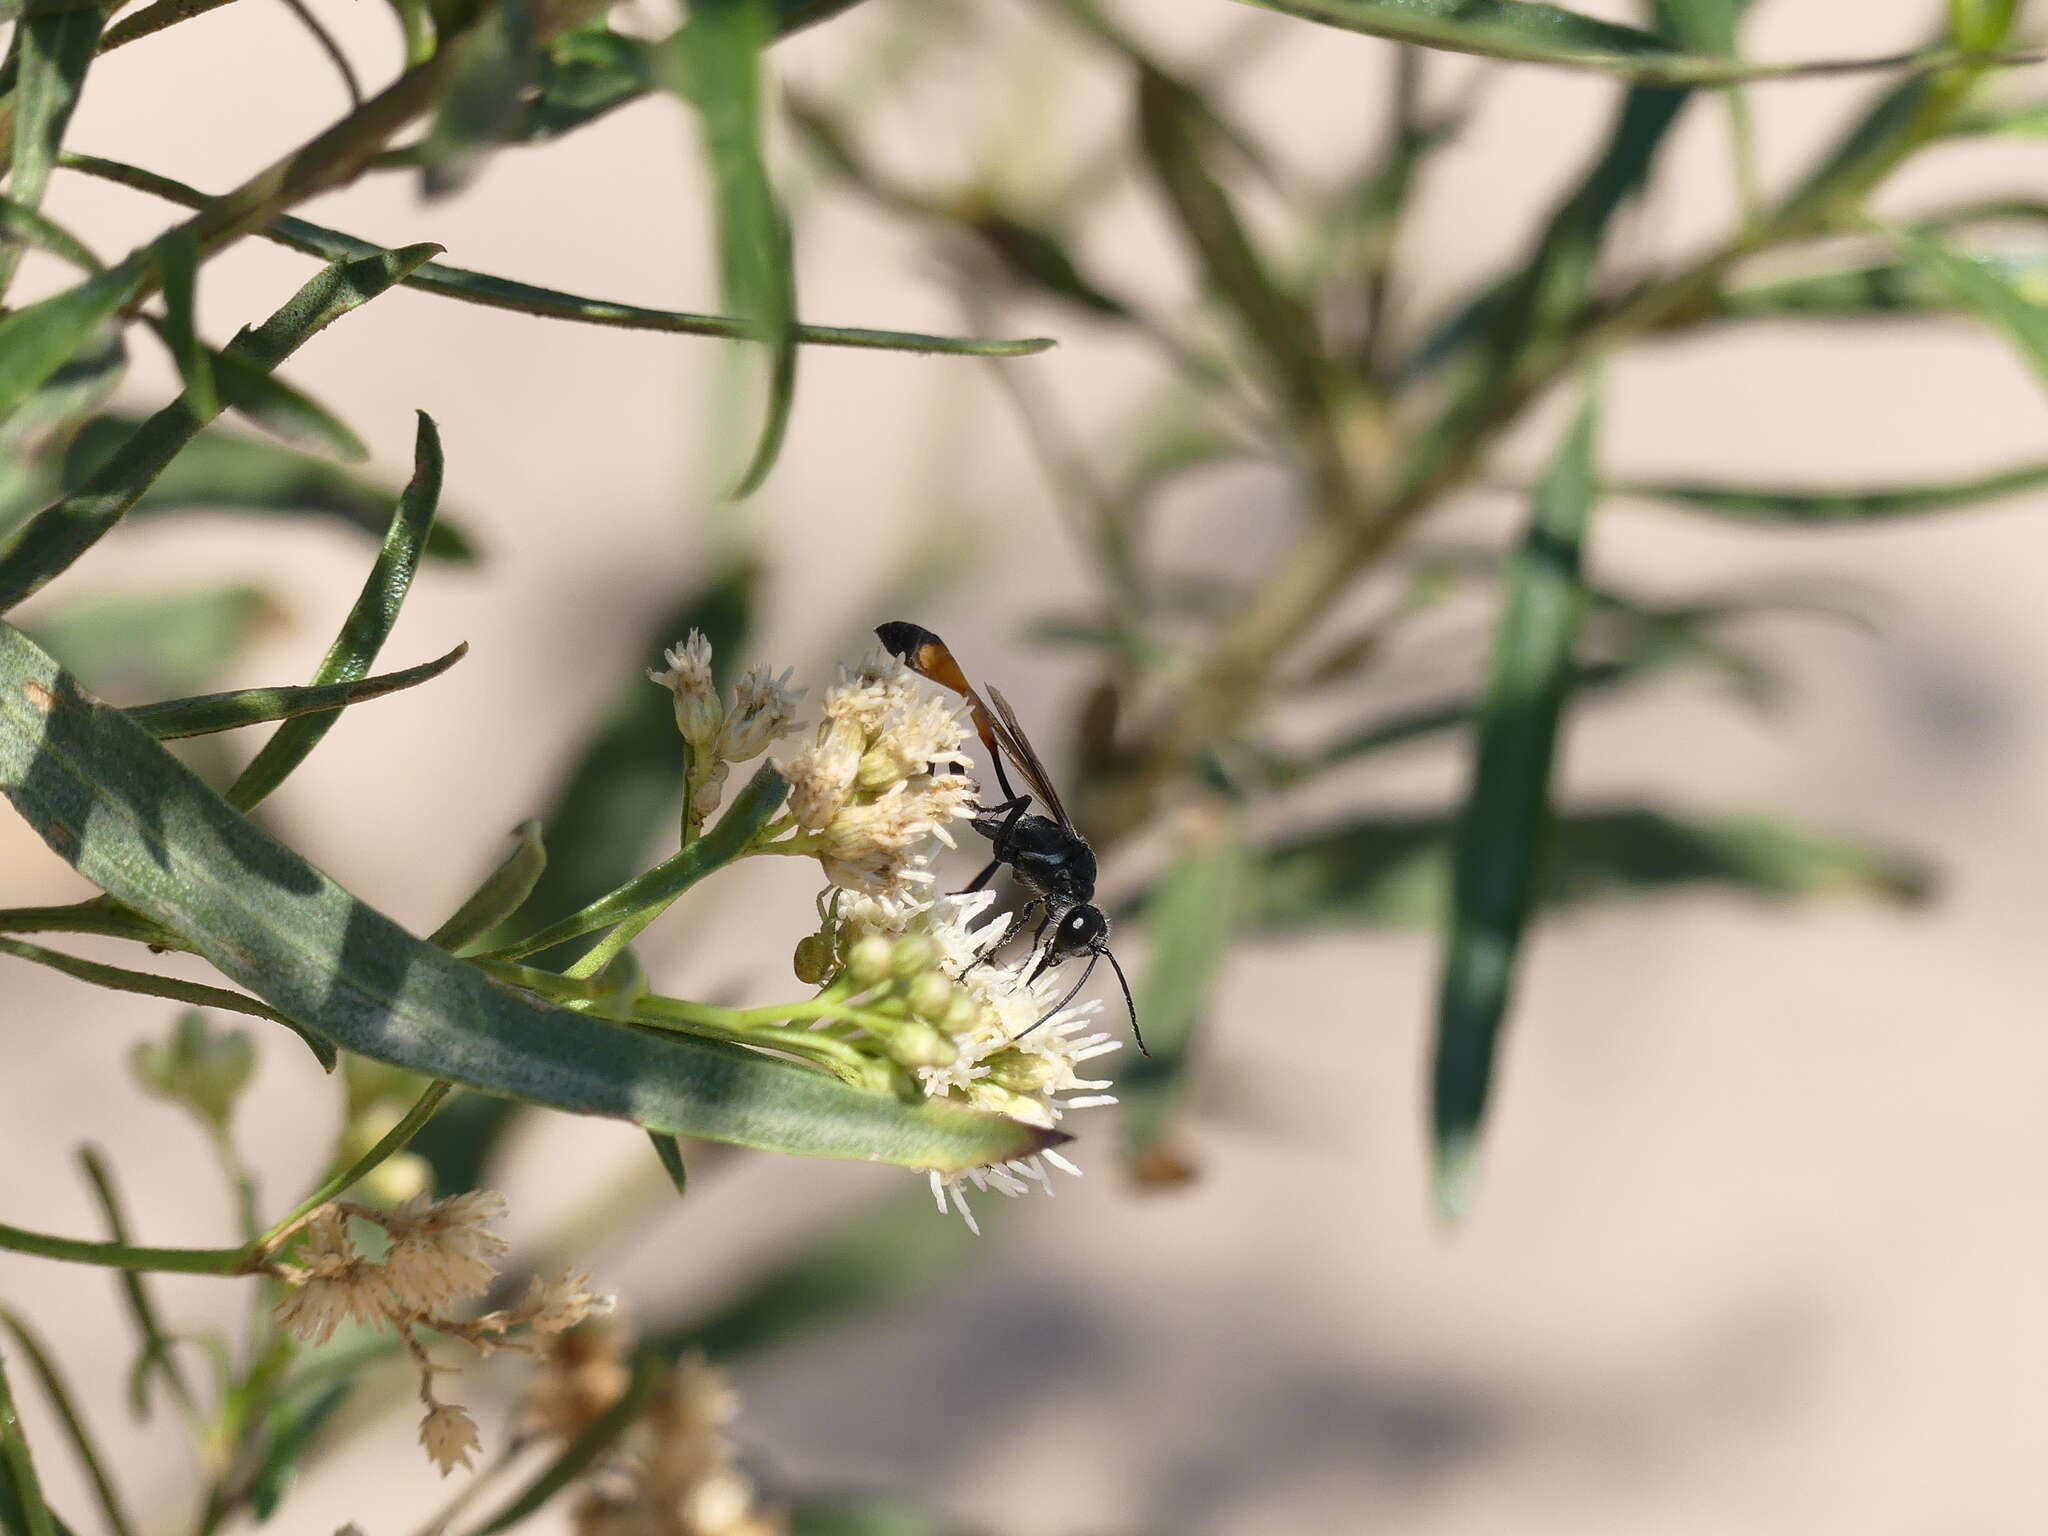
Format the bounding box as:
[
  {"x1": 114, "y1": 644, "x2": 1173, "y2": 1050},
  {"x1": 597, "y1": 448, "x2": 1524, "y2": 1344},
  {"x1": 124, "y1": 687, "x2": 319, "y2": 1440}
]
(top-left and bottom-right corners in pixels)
[
  {"x1": 845, "y1": 933, "x2": 895, "y2": 988},
  {"x1": 905, "y1": 972, "x2": 955, "y2": 1021},
  {"x1": 890, "y1": 934, "x2": 937, "y2": 979},
  {"x1": 942, "y1": 990, "x2": 984, "y2": 1033},
  {"x1": 886, "y1": 1022, "x2": 956, "y2": 1069},
  {"x1": 985, "y1": 1046, "x2": 1060, "y2": 1093},
  {"x1": 966, "y1": 1080, "x2": 1055, "y2": 1128},
  {"x1": 130, "y1": 1010, "x2": 255, "y2": 1129},
  {"x1": 793, "y1": 932, "x2": 836, "y2": 985}
]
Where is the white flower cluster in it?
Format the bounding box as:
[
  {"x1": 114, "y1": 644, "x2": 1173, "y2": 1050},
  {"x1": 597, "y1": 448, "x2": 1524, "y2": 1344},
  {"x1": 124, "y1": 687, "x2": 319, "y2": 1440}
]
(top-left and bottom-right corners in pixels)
[
  {"x1": 836, "y1": 889, "x2": 1121, "y2": 1235},
  {"x1": 775, "y1": 651, "x2": 977, "y2": 900},
  {"x1": 650, "y1": 630, "x2": 805, "y2": 826},
  {"x1": 524, "y1": 1331, "x2": 783, "y2": 1536},
  {"x1": 270, "y1": 1191, "x2": 613, "y2": 1476}
]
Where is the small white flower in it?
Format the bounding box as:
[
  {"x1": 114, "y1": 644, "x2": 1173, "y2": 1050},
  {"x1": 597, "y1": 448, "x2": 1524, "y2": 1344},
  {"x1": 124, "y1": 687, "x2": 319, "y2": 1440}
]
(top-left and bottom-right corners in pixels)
[
  {"x1": 381, "y1": 1191, "x2": 510, "y2": 1312},
  {"x1": 522, "y1": 1270, "x2": 616, "y2": 1334},
  {"x1": 419, "y1": 1401, "x2": 480, "y2": 1476},
  {"x1": 650, "y1": 631, "x2": 722, "y2": 748},
  {"x1": 272, "y1": 1210, "x2": 392, "y2": 1343},
  {"x1": 717, "y1": 664, "x2": 805, "y2": 762}
]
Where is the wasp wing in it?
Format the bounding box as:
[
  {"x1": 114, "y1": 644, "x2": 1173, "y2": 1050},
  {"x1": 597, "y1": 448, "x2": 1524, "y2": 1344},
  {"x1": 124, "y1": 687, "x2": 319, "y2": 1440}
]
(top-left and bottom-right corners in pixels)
[
  {"x1": 984, "y1": 683, "x2": 1073, "y2": 830},
  {"x1": 877, "y1": 621, "x2": 1075, "y2": 827}
]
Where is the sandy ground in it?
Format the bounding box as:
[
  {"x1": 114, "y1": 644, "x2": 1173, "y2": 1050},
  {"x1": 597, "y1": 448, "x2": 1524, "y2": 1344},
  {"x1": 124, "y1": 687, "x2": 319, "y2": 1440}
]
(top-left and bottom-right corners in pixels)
[{"x1": 7, "y1": 0, "x2": 2048, "y2": 1531}]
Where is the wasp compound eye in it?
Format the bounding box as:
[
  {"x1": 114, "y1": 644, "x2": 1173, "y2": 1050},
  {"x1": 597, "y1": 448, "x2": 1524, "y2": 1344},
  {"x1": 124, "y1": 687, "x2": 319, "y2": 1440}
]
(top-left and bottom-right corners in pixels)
[{"x1": 1059, "y1": 905, "x2": 1108, "y2": 951}]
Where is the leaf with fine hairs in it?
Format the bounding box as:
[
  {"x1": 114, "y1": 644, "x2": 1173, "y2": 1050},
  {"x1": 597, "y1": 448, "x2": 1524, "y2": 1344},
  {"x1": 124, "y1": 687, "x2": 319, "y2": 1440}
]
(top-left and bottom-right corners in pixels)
[
  {"x1": 59, "y1": 416, "x2": 475, "y2": 561},
  {"x1": 225, "y1": 412, "x2": 443, "y2": 811},
  {"x1": 126, "y1": 643, "x2": 467, "y2": 740},
  {"x1": 0, "y1": 242, "x2": 444, "y2": 615}
]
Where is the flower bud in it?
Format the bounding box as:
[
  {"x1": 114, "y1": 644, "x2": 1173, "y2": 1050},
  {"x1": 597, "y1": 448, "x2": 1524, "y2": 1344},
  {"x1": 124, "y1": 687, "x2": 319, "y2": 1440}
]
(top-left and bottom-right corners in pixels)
[
  {"x1": 650, "y1": 632, "x2": 722, "y2": 748},
  {"x1": 844, "y1": 934, "x2": 895, "y2": 988},
  {"x1": 942, "y1": 990, "x2": 984, "y2": 1033},
  {"x1": 793, "y1": 933, "x2": 836, "y2": 985},
  {"x1": 890, "y1": 934, "x2": 937, "y2": 979},
  {"x1": 984, "y1": 1046, "x2": 1060, "y2": 1094},
  {"x1": 967, "y1": 1080, "x2": 1056, "y2": 1128},
  {"x1": 886, "y1": 1022, "x2": 956, "y2": 1069},
  {"x1": 130, "y1": 1010, "x2": 255, "y2": 1128},
  {"x1": 905, "y1": 972, "x2": 955, "y2": 1021}
]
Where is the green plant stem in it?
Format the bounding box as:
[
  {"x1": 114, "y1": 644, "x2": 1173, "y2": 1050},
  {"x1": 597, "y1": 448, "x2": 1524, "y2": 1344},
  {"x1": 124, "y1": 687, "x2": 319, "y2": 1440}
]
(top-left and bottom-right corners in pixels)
[
  {"x1": 203, "y1": 1126, "x2": 260, "y2": 1247},
  {"x1": 0, "y1": 1343, "x2": 56, "y2": 1536},
  {"x1": 1115, "y1": 55, "x2": 1998, "y2": 842},
  {"x1": 77, "y1": 1148, "x2": 205, "y2": 1425},
  {"x1": 256, "y1": 1079, "x2": 453, "y2": 1251},
  {"x1": 99, "y1": 0, "x2": 242, "y2": 53},
  {"x1": 0, "y1": 1308, "x2": 135, "y2": 1536},
  {"x1": 0, "y1": 1221, "x2": 250, "y2": 1275}
]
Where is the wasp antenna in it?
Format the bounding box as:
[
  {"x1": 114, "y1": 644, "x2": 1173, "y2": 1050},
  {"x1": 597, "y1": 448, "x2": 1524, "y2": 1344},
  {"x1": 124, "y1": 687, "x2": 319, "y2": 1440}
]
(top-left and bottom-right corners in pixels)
[
  {"x1": 1018, "y1": 950, "x2": 1099, "y2": 1041},
  {"x1": 1100, "y1": 944, "x2": 1146, "y2": 1056}
]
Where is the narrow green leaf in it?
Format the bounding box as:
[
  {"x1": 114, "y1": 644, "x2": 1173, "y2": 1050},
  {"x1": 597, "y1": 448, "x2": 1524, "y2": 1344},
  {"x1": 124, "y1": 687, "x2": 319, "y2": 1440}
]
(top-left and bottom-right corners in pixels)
[
  {"x1": 0, "y1": 243, "x2": 444, "y2": 614},
  {"x1": 418, "y1": 0, "x2": 537, "y2": 195},
  {"x1": 647, "y1": 1188, "x2": 992, "y2": 1363},
  {"x1": 1245, "y1": 805, "x2": 1928, "y2": 933},
  {"x1": 1894, "y1": 225, "x2": 2048, "y2": 390},
  {"x1": 1401, "y1": 5, "x2": 1720, "y2": 436},
  {"x1": 127, "y1": 643, "x2": 467, "y2": 741},
  {"x1": 0, "y1": 1310, "x2": 131, "y2": 1536},
  {"x1": 1433, "y1": 384, "x2": 1599, "y2": 1217},
  {"x1": 154, "y1": 233, "x2": 217, "y2": 422},
  {"x1": 514, "y1": 20, "x2": 658, "y2": 142},
  {"x1": 227, "y1": 412, "x2": 442, "y2": 810},
  {"x1": 0, "y1": 623, "x2": 1062, "y2": 1170},
  {"x1": 1621, "y1": 460, "x2": 2048, "y2": 522},
  {"x1": 0, "y1": 266, "x2": 133, "y2": 429},
  {"x1": 1119, "y1": 825, "x2": 1242, "y2": 1171},
  {"x1": 0, "y1": 1343, "x2": 56, "y2": 1536},
  {"x1": 679, "y1": 0, "x2": 799, "y2": 496},
  {"x1": 464, "y1": 1353, "x2": 660, "y2": 1536},
  {"x1": 26, "y1": 584, "x2": 274, "y2": 704},
  {"x1": 1702, "y1": 257, "x2": 1964, "y2": 321},
  {"x1": 788, "y1": 1499, "x2": 970, "y2": 1536},
  {"x1": 1231, "y1": 0, "x2": 1677, "y2": 71},
  {"x1": 246, "y1": 1381, "x2": 351, "y2": 1522},
  {"x1": 1135, "y1": 67, "x2": 1335, "y2": 459},
  {"x1": 0, "y1": 326, "x2": 123, "y2": 541},
  {"x1": 58, "y1": 416, "x2": 472, "y2": 559},
  {"x1": 207, "y1": 348, "x2": 368, "y2": 461},
  {"x1": 484, "y1": 558, "x2": 757, "y2": 963},
  {"x1": 0, "y1": 192, "x2": 101, "y2": 273},
  {"x1": 648, "y1": 1132, "x2": 688, "y2": 1195},
  {"x1": 0, "y1": 937, "x2": 337, "y2": 1068},
  {"x1": 429, "y1": 819, "x2": 547, "y2": 951},
  {"x1": 66, "y1": 154, "x2": 1052, "y2": 358},
  {"x1": 1947, "y1": 97, "x2": 2048, "y2": 137},
  {"x1": 0, "y1": 0, "x2": 104, "y2": 300},
  {"x1": 75, "y1": 1148, "x2": 197, "y2": 1422},
  {"x1": 410, "y1": 563, "x2": 756, "y2": 1191},
  {"x1": 487, "y1": 763, "x2": 785, "y2": 959}
]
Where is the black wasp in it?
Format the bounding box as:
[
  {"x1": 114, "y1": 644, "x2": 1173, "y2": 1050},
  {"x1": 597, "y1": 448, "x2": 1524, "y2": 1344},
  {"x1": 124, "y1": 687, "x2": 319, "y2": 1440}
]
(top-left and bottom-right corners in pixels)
[{"x1": 875, "y1": 621, "x2": 1145, "y2": 1054}]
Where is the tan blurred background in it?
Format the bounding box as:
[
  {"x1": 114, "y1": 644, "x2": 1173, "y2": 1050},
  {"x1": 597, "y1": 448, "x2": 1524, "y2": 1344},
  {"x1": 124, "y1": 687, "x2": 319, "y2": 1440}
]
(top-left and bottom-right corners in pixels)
[{"x1": 7, "y1": 0, "x2": 2048, "y2": 1530}]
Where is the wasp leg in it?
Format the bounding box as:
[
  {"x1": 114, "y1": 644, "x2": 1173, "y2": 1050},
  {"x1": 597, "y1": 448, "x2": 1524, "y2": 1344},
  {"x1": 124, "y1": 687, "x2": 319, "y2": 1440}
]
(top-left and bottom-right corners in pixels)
[
  {"x1": 961, "y1": 899, "x2": 1039, "y2": 977},
  {"x1": 959, "y1": 858, "x2": 1004, "y2": 895}
]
